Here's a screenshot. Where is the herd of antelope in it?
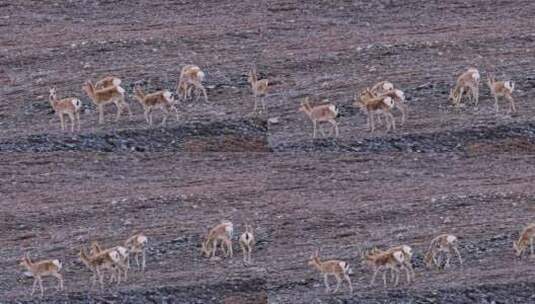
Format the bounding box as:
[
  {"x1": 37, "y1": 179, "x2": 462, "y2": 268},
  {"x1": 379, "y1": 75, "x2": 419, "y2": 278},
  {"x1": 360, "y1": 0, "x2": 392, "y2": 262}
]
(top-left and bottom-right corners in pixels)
[{"x1": 19, "y1": 221, "x2": 535, "y2": 297}]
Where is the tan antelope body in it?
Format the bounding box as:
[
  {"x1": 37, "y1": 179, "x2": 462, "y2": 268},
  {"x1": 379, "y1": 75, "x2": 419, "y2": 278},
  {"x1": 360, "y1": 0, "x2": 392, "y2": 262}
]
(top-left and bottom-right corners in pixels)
[
  {"x1": 369, "y1": 81, "x2": 408, "y2": 125},
  {"x1": 239, "y1": 224, "x2": 255, "y2": 264},
  {"x1": 82, "y1": 81, "x2": 132, "y2": 124},
  {"x1": 514, "y1": 223, "x2": 535, "y2": 258},
  {"x1": 449, "y1": 68, "x2": 480, "y2": 106},
  {"x1": 48, "y1": 88, "x2": 82, "y2": 132},
  {"x1": 299, "y1": 97, "x2": 339, "y2": 138},
  {"x1": 248, "y1": 69, "x2": 269, "y2": 112},
  {"x1": 374, "y1": 245, "x2": 415, "y2": 285},
  {"x1": 487, "y1": 75, "x2": 515, "y2": 113},
  {"x1": 19, "y1": 253, "x2": 64, "y2": 298},
  {"x1": 308, "y1": 250, "x2": 352, "y2": 294},
  {"x1": 424, "y1": 234, "x2": 462, "y2": 269},
  {"x1": 89, "y1": 241, "x2": 129, "y2": 282},
  {"x1": 78, "y1": 248, "x2": 123, "y2": 290},
  {"x1": 134, "y1": 87, "x2": 179, "y2": 126},
  {"x1": 354, "y1": 89, "x2": 395, "y2": 132},
  {"x1": 363, "y1": 248, "x2": 405, "y2": 287},
  {"x1": 125, "y1": 233, "x2": 148, "y2": 271},
  {"x1": 201, "y1": 221, "x2": 233, "y2": 259},
  {"x1": 176, "y1": 65, "x2": 208, "y2": 102}
]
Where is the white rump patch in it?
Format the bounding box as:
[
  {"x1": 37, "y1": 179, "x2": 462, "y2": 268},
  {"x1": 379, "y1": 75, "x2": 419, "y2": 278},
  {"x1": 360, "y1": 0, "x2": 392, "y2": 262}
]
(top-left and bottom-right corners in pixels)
[
  {"x1": 116, "y1": 86, "x2": 125, "y2": 95},
  {"x1": 328, "y1": 104, "x2": 338, "y2": 115},
  {"x1": 72, "y1": 98, "x2": 82, "y2": 110},
  {"x1": 109, "y1": 251, "x2": 120, "y2": 263},
  {"x1": 383, "y1": 82, "x2": 394, "y2": 91},
  {"x1": 402, "y1": 245, "x2": 412, "y2": 257},
  {"x1": 112, "y1": 78, "x2": 122, "y2": 86},
  {"x1": 395, "y1": 89, "x2": 405, "y2": 101},
  {"x1": 447, "y1": 235, "x2": 457, "y2": 244},
  {"x1": 163, "y1": 91, "x2": 172, "y2": 101},
  {"x1": 52, "y1": 259, "x2": 62, "y2": 269},
  {"x1": 383, "y1": 96, "x2": 394, "y2": 108},
  {"x1": 137, "y1": 235, "x2": 148, "y2": 244},
  {"x1": 116, "y1": 246, "x2": 128, "y2": 258},
  {"x1": 472, "y1": 71, "x2": 480, "y2": 82},
  {"x1": 197, "y1": 71, "x2": 205, "y2": 81},
  {"x1": 393, "y1": 251, "x2": 404, "y2": 263},
  {"x1": 225, "y1": 223, "x2": 234, "y2": 238},
  {"x1": 505, "y1": 81, "x2": 514, "y2": 92}
]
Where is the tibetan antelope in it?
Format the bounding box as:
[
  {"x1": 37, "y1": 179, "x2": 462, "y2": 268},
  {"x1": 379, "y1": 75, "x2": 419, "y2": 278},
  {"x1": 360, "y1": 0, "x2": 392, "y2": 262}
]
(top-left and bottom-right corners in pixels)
[
  {"x1": 89, "y1": 241, "x2": 129, "y2": 282},
  {"x1": 370, "y1": 81, "x2": 408, "y2": 125},
  {"x1": 124, "y1": 233, "x2": 148, "y2": 271},
  {"x1": 48, "y1": 88, "x2": 82, "y2": 132},
  {"x1": 373, "y1": 245, "x2": 415, "y2": 284},
  {"x1": 424, "y1": 234, "x2": 462, "y2": 269},
  {"x1": 487, "y1": 75, "x2": 515, "y2": 113},
  {"x1": 299, "y1": 97, "x2": 339, "y2": 138},
  {"x1": 134, "y1": 86, "x2": 179, "y2": 126},
  {"x1": 248, "y1": 68, "x2": 269, "y2": 112},
  {"x1": 354, "y1": 88, "x2": 395, "y2": 132},
  {"x1": 78, "y1": 247, "x2": 123, "y2": 290},
  {"x1": 82, "y1": 80, "x2": 132, "y2": 124},
  {"x1": 308, "y1": 250, "x2": 353, "y2": 294},
  {"x1": 239, "y1": 224, "x2": 255, "y2": 264},
  {"x1": 176, "y1": 64, "x2": 208, "y2": 102},
  {"x1": 19, "y1": 253, "x2": 64, "y2": 298},
  {"x1": 94, "y1": 76, "x2": 121, "y2": 90},
  {"x1": 514, "y1": 223, "x2": 535, "y2": 258},
  {"x1": 362, "y1": 248, "x2": 406, "y2": 287},
  {"x1": 449, "y1": 67, "x2": 480, "y2": 106},
  {"x1": 201, "y1": 221, "x2": 233, "y2": 259}
]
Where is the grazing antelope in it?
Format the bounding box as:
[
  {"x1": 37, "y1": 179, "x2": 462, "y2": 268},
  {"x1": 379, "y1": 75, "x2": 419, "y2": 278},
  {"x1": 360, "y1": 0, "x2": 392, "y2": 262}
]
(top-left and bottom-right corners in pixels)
[
  {"x1": 89, "y1": 241, "x2": 129, "y2": 282},
  {"x1": 48, "y1": 88, "x2": 82, "y2": 132},
  {"x1": 176, "y1": 65, "x2": 208, "y2": 102},
  {"x1": 513, "y1": 223, "x2": 535, "y2": 258},
  {"x1": 94, "y1": 76, "x2": 121, "y2": 90},
  {"x1": 370, "y1": 81, "x2": 408, "y2": 125},
  {"x1": 487, "y1": 75, "x2": 516, "y2": 113},
  {"x1": 424, "y1": 234, "x2": 462, "y2": 269},
  {"x1": 201, "y1": 221, "x2": 234, "y2": 259},
  {"x1": 124, "y1": 233, "x2": 148, "y2": 271},
  {"x1": 308, "y1": 250, "x2": 353, "y2": 294},
  {"x1": 299, "y1": 97, "x2": 339, "y2": 138},
  {"x1": 78, "y1": 247, "x2": 123, "y2": 290},
  {"x1": 134, "y1": 86, "x2": 179, "y2": 126},
  {"x1": 82, "y1": 80, "x2": 132, "y2": 124},
  {"x1": 239, "y1": 224, "x2": 255, "y2": 264},
  {"x1": 248, "y1": 68, "x2": 269, "y2": 112},
  {"x1": 19, "y1": 253, "x2": 64, "y2": 298},
  {"x1": 362, "y1": 248, "x2": 406, "y2": 287},
  {"x1": 449, "y1": 67, "x2": 480, "y2": 106},
  {"x1": 354, "y1": 89, "x2": 395, "y2": 132}
]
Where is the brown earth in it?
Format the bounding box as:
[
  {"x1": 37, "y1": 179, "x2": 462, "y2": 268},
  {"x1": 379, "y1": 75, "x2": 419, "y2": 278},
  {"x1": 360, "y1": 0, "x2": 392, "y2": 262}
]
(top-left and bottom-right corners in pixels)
[{"x1": 2, "y1": 1, "x2": 535, "y2": 303}]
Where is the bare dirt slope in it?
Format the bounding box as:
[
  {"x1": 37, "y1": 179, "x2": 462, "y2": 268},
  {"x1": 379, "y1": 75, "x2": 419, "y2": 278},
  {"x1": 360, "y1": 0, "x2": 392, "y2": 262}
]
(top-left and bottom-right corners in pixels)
[{"x1": 2, "y1": 1, "x2": 535, "y2": 303}]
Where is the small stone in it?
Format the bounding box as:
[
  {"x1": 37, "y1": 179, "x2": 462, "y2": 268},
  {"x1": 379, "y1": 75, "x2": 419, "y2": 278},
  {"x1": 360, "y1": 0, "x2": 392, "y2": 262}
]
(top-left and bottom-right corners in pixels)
[{"x1": 268, "y1": 117, "x2": 279, "y2": 124}]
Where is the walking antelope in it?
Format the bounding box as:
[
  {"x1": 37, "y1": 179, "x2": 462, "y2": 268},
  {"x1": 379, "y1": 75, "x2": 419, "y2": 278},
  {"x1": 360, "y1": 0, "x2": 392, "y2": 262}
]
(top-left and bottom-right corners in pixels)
[
  {"x1": 487, "y1": 75, "x2": 515, "y2": 113},
  {"x1": 19, "y1": 253, "x2": 64, "y2": 298},
  {"x1": 299, "y1": 97, "x2": 339, "y2": 138},
  {"x1": 424, "y1": 234, "x2": 462, "y2": 269},
  {"x1": 82, "y1": 80, "x2": 132, "y2": 124},
  {"x1": 124, "y1": 233, "x2": 148, "y2": 271},
  {"x1": 362, "y1": 248, "x2": 406, "y2": 287},
  {"x1": 308, "y1": 250, "x2": 353, "y2": 294},
  {"x1": 239, "y1": 224, "x2": 255, "y2": 264},
  {"x1": 201, "y1": 221, "x2": 234, "y2": 259},
  {"x1": 373, "y1": 245, "x2": 415, "y2": 284},
  {"x1": 514, "y1": 223, "x2": 535, "y2": 258},
  {"x1": 89, "y1": 241, "x2": 129, "y2": 282},
  {"x1": 48, "y1": 88, "x2": 82, "y2": 132},
  {"x1": 134, "y1": 86, "x2": 179, "y2": 126},
  {"x1": 247, "y1": 68, "x2": 269, "y2": 112},
  {"x1": 78, "y1": 248, "x2": 123, "y2": 290},
  {"x1": 449, "y1": 68, "x2": 480, "y2": 106},
  {"x1": 176, "y1": 65, "x2": 208, "y2": 102},
  {"x1": 354, "y1": 88, "x2": 395, "y2": 132}
]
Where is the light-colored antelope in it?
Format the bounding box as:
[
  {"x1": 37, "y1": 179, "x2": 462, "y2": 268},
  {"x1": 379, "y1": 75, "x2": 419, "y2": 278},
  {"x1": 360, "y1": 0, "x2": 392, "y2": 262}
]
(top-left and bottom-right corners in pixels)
[
  {"x1": 424, "y1": 234, "x2": 462, "y2": 269},
  {"x1": 362, "y1": 248, "x2": 406, "y2": 287},
  {"x1": 299, "y1": 97, "x2": 339, "y2": 138},
  {"x1": 370, "y1": 81, "x2": 408, "y2": 125},
  {"x1": 449, "y1": 67, "x2": 480, "y2": 106},
  {"x1": 124, "y1": 233, "x2": 148, "y2": 271},
  {"x1": 514, "y1": 223, "x2": 535, "y2": 258},
  {"x1": 89, "y1": 241, "x2": 129, "y2": 282},
  {"x1": 308, "y1": 250, "x2": 353, "y2": 294},
  {"x1": 487, "y1": 75, "x2": 515, "y2": 113},
  {"x1": 354, "y1": 89, "x2": 395, "y2": 132},
  {"x1": 82, "y1": 80, "x2": 132, "y2": 124},
  {"x1": 78, "y1": 247, "x2": 123, "y2": 290},
  {"x1": 176, "y1": 64, "x2": 208, "y2": 102},
  {"x1": 19, "y1": 253, "x2": 64, "y2": 298},
  {"x1": 374, "y1": 245, "x2": 415, "y2": 284},
  {"x1": 134, "y1": 86, "x2": 179, "y2": 126},
  {"x1": 48, "y1": 88, "x2": 82, "y2": 132},
  {"x1": 248, "y1": 68, "x2": 269, "y2": 112},
  {"x1": 201, "y1": 221, "x2": 233, "y2": 259},
  {"x1": 94, "y1": 76, "x2": 121, "y2": 90},
  {"x1": 239, "y1": 224, "x2": 255, "y2": 264}
]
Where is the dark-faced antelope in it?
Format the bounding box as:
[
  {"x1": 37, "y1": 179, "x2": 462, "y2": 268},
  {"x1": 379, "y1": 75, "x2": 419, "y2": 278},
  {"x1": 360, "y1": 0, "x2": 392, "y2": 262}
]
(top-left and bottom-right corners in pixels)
[
  {"x1": 299, "y1": 97, "x2": 339, "y2": 138},
  {"x1": 487, "y1": 75, "x2": 515, "y2": 113},
  {"x1": 308, "y1": 250, "x2": 353, "y2": 294},
  {"x1": 19, "y1": 253, "x2": 64, "y2": 298}
]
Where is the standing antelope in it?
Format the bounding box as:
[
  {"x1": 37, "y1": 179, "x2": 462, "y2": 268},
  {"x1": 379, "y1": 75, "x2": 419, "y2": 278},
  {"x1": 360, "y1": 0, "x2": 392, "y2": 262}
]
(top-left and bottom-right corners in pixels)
[
  {"x1": 362, "y1": 248, "x2": 406, "y2": 287},
  {"x1": 370, "y1": 81, "x2": 408, "y2": 125},
  {"x1": 94, "y1": 76, "x2": 121, "y2": 90},
  {"x1": 299, "y1": 97, "x2": 339, "y2": 138},
  {"x1": 201, "y1": 221, "x2": 234, "y2": 259},
  {"x1": 424, "y1": 234, "x2": 462, "y2": 269},
  {"x1": 239, "y1": 224, "x2": 255, "y2": 264},
  {"x1": 124, "y1": 233, "x2": 148, "y2": 271},
  {"x1": 48, "y1": 88, "x2": 82, "y2": 132},
  {"x1": 308, "y1": 250, "x2": 353, "y2": 294},
  {"x1": 487, "y1": 75, "x2": 515, "y2": 113},
  {"x1": 248, "y1": 68, "x2": 269, "y2": 112},
  {"x1": 514, "y1": 223, "x2": 535, "y2": 258},
  {"x1": 19, "y1": 253, "x2": 64, "y2": 298},
  {"x1": 78, "y1": 248, "x2": 123, "y2": 290},
  {"x1": 82, "y1": 80, "x2": 132, "y2": 124},
  {"x1": 176, "y1": 65, "x2": 208, "y2": 102},
  {"x1": 374, "y1": 245, "x2": 415, "y2": 284},
  {"x1": 134, "y1": 86, "x2": 179, "y2": 126},
  {"x1": 89, "y1": 241, "x2": 129, "y2": 282},
  {"x1": 449, "y1": 67, "x2": 480, "y2": 106},
  {"x1": 354, "y1": 89, "x2": 395, "y2": 132}
]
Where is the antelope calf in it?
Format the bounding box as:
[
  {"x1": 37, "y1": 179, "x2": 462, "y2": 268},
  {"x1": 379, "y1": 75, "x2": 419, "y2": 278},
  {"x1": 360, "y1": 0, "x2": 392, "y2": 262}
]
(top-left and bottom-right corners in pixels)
[
  {"x1": 487, "y1": 75, "x2": 515, "y2": 113},
  {"x1": 449, "y1": 67, "x2": 480, "y2": 106},
  {"x1": 125, "y1": 233, "x2": 148, "y2": 271},
  {"x1": 362, "y1": 248, "x2": 406, "y2": 287},
  {"x1": 89, "y1": 241, "x2": 129, "y2": 282},
  {"x1": 354, "y1": 89, "x2": 395, "y2": 132},
  {"x1": 19, "y1": 253, "x2": 64, "y2": 298},
  {"x1": 308, "y1": 250, "x2": 352, "y2": 294},
  {"x1": 82, "y1": 80, "x2": 132, "y2": 124},
  {"x1": 201, "y1": 221, "x2": 234, "y2": 259},
  {"x1": 176, "y1": 64, "x2": 208, "y2": 102},
  {"x1": 134, "y1": 86, "x2": 179, "y2": 126},
  {"x1": 299, "y1": 97, "x2": 339, "y2": 138},
  {"x1": 78, "y1": 248, "x2": 123, "y2": 290},
  {"x1": 514, "y1": 223, "x2": 535, "y2": 258},
  {"x1": 424, "y1": 234, "x2": 462, "y2": 269},
  {"x1": 94, "y1": 76, "x2": 121, "y2": 90},
  {"x1": 239, "y1": 224, "x2": 255, "y2": 264},
  {"x1": 49, "y1": 88, "x2": 82, "y2": 132},
  {"x1": 248, "y1": 68, "x2": 269, "y2": 112}
]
